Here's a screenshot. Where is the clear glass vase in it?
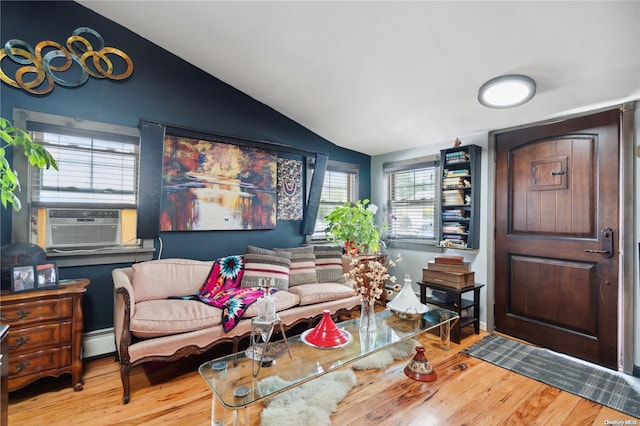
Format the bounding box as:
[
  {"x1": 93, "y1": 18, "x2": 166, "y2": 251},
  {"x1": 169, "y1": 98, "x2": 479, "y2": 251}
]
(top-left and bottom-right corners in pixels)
[{"x1": 359, "y1": 298, "x2": 376, "y2": 333}]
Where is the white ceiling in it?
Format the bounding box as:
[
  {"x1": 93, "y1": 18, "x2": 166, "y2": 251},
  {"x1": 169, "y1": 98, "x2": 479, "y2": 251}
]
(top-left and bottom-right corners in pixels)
[{"x1": 77, "y1": 1, "x2": 640, "y2": 156}]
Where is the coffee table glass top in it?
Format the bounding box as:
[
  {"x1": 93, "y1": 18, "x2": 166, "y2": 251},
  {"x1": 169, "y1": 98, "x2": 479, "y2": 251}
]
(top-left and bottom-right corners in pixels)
[{"x1": 199, "y1": 307, "x2": 458, "y2": 408}]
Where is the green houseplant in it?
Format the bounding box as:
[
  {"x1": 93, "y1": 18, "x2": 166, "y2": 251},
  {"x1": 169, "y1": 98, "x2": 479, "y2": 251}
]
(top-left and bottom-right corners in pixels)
[
  {"x1": 325, "y1": 198, "x2": 381, "y2": 255},
  {"x1": 0, "y1": 117, "x2": 58, "y2": 210}
]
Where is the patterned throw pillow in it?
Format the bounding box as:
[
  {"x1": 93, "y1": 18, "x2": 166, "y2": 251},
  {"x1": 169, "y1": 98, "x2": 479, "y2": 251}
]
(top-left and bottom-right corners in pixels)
[
  {"x1": 241, "y1": 249, "x2": 291, "y2": 290},
  {"x1": 313, "y1": 246, "x2": 347, "y2": 283},
  {"x1": 274, "y1": 247, "x2": 317, "y2": 286}
]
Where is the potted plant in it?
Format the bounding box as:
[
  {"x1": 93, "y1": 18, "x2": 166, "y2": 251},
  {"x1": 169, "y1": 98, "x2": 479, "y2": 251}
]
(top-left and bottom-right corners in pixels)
[
  {"x1": 324, "y1": 198, "x2": 381, "y2": 255},
  {"x1": 0, "y1": 117, "x2": 58, "y2": 210}
]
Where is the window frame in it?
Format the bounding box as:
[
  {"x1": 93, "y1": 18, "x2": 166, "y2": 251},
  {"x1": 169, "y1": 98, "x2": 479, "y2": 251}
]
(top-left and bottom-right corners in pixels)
[
  {"x1": 310, "y1": 160, "x2": 359, "y2": 241},
  {"x1": 383, "y1": 155, "x2": 442, "y2": 250},
  {"x1": 11, "y1": 108, "x2": 154, "y2": 267}
]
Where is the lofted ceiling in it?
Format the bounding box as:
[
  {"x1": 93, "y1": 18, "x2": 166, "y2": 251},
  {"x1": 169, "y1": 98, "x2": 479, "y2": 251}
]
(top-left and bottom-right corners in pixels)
[{"x1": 77, "y1": 1, "x2": 640, "y2": 156}]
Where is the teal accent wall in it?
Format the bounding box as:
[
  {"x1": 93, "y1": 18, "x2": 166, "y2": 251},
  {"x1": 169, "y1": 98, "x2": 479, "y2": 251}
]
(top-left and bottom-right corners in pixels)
[{"x1": 0, "y1": 1, "x2": 370, "y2": 332}]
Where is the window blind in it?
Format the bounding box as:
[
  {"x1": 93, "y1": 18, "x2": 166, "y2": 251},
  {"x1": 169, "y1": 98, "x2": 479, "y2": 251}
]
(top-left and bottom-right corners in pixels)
[
  {"x1": 29, "y1": 127, "x2": 139, "y2": 207},
  {"x1": 385, "y1": 158, "x2": 438, "y2": 241},
  {"x1": 312, "y1": 169, "x2": 357, "y2": 239}
]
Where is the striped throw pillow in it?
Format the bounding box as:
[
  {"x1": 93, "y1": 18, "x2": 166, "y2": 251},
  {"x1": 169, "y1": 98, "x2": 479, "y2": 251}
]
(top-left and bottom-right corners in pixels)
[
  {"x1": 241, "y1": 250, "x2": 291, "y2": 290},
  {"x1": 313, "y1": 246, "x2": 347, "y2": 283},
  {"x1": 274, "y1": 247, "x2": 317, "y2": 286}
]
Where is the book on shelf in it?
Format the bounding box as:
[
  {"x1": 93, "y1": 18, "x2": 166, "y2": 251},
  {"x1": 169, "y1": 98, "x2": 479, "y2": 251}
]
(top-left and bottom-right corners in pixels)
[
  {"x1": 442, "y1": 190, "x2": 464, "y2": 205},
  {"x1": 442, "y1": 223, "x2": 467, "y2": 234},
  {"x1": 446, "y1": 169, "x2": 469, "y2": 177},
  {"x1": 442, "y1": 177, "x2": 464, "y2": 189},
  {"x1": 426, "y1": 260, "x2": 471, "y2": 273},
  {"x1": 444, "y1": 151, "x2": 469, "y2": 164}
]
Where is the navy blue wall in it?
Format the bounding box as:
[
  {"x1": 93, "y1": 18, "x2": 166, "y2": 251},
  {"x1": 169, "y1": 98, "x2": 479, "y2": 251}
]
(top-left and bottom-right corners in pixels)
[{"x1": 0, "y1": 1, "x2": 371, "y2": 332}]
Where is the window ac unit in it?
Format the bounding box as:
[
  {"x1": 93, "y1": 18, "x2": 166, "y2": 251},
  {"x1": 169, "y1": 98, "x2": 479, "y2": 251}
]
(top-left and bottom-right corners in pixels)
[{"x1": 45, "y1": 208, "x2": 121, "y2": 248}]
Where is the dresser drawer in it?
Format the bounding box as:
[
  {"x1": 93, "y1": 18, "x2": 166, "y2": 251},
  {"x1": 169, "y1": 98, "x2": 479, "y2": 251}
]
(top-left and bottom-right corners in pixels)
[
  {"x1": 8, "y1": 322, "x2": 72, "y2": 355},
  {"x1": 0, "y1": 297, "x2": 73, "y2": 327},
  {"x1": 7, "y1": 347, "x2": 72, "y2": 383}
]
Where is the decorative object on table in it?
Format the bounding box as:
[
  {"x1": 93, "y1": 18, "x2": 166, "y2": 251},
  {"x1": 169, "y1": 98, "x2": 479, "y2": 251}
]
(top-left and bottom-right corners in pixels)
[
  {"x1": 345, "y1": 253, "x2": 402, "y2": 332},
  {"x1": 404, "y1": 345, "x2": 437, "y2": 382},
  {"x1": 301, "y1": 310, "x2": 351, "y2": 349},
  {"x1": 0, "y1": 242, "x2": 47, "y2": 291},
  {"x1": 0, "y1": 27, "x2": 134, "y2": 95},
  {"x1": 276, "y1": 158, "x2": 303, "y2": 220},
  {"x1": 387, "y1": 274, "x2": 428, "y2": 320},
  {"x1": 245, "y1": 341, "x2": 289, "y2": 362},
  {"x1": 324, "y1": 198, "x2": 381, "y2": 255},
  {"x1": 250, "y1": 277, "x2": 292, "y2": 377},
  {"x1": 10, "y1": 264, "x2": 36, "y2": 293},
  {"x1": 422, "y1": 255, "x2": 474, "y2": 289},
  {"x1": 35, "y1": 261, "x2": 58, "y2": 289}
]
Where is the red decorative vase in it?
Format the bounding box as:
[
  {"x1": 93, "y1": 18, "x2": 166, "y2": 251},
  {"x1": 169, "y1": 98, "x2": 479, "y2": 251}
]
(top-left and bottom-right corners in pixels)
[
  {"x1": 404, "y1": 346, "x2": 437, "y2": 382},
  {"x1": 304, "y1": 310, "x2": 349, "y2": 348}
]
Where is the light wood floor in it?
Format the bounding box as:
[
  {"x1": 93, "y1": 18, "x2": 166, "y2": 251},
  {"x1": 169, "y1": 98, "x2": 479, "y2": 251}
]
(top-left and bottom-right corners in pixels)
[{"x1": 8, "y1": 328, "x2": 635, "y2": 425}]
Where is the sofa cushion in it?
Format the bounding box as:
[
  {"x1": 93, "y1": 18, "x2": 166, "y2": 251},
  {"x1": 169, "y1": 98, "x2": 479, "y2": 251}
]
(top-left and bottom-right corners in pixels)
[
  {"x1": 286, "y1": 283, "x2": 355, "y2": 306},
  {"x1": 132, "y1": 258, "x2": 214, "y2": 303},
  {"x1": 242, "y1": 251, "x2": 291, "y2": 290},
  {"x1": 130, "y1": 299, "x2": 222, "y2": 338},
  {"x1": 242, "y1": 290, "x2": 301, "y2": 317},
  {"x1": 274, "y1": 247, "x2": 317, "y2": 287},
  {"x1": 313, "y1": 246, "x2": 347, "y2": 283}
]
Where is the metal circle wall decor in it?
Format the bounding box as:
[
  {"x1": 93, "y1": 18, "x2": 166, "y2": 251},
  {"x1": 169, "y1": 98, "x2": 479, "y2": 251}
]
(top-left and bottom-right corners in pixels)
[{"x1": 0, "y1": 27, "x2": 134, "y2": 95}]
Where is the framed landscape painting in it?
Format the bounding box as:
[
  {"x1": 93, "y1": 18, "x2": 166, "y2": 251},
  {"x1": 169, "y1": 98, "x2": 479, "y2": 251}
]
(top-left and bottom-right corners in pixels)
[{"x1": 160, "y1": 135, "x2": 277, "y2": 231}]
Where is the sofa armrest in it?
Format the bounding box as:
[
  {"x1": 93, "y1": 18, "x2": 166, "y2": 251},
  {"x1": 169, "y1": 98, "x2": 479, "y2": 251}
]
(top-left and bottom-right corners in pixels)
[{"x1": 112, "y1": 267, "x2": 135, "y2": 361}]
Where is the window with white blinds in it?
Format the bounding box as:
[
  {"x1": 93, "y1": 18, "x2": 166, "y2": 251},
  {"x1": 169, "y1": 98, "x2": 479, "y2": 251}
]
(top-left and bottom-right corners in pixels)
[
  {"x1": 29, "y1": 126, "x2": 138, "y2": 207},
  {"x1": 385, "y1": 157, "x2": 438, "y2": 241},
  {"x1": 312, "y1": 163, "x2": 358, "y2": 239}
]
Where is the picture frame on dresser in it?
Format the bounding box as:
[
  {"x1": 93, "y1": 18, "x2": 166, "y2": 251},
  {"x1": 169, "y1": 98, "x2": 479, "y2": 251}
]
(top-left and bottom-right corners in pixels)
[
  {"x1": 36, "y1": 262, "x2": 59, "y2": 289},
  {"x1": 10, "y1": 265, "x2": 36, "y2": 293}
]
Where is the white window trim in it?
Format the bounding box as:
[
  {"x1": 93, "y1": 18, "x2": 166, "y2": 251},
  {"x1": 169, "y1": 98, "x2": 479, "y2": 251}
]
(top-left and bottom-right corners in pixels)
[
  {"x1": 11, "y1": 108, "x2": 154, "y2": 267},
  {"x1": 383, "y1": 154, "x2": 443, "y2": 251}
]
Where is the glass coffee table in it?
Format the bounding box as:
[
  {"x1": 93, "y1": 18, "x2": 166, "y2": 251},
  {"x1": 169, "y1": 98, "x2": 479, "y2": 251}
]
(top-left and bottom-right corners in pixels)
[{"x1": 199, "y1": 307, "x2": 458, "y2": 425}]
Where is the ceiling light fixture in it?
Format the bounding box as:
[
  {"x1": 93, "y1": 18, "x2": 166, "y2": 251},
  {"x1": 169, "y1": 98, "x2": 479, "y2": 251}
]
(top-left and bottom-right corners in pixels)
[{"x1": 478, "y1": 74, "x2": 536, "y2": 108}]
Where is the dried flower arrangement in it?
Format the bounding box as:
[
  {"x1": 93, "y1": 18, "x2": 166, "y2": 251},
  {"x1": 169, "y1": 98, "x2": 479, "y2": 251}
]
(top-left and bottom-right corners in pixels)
[{"x1": 345, "y1": 253, "x2": 403, "y2": 304}]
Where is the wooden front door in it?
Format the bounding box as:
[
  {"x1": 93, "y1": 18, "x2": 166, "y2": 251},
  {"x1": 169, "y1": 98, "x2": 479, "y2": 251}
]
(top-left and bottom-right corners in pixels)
[{"x1": 494, "y1": 109, "x2": 620, "y2": 369}]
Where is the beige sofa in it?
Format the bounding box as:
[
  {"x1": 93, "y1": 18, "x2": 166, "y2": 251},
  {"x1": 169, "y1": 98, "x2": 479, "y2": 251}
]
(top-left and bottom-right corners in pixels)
[{"x1": 112, "y1": 256, "x2": 359, "y2": 404}]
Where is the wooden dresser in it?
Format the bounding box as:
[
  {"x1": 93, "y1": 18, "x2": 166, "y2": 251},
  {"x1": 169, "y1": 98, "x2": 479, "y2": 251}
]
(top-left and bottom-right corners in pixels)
[{"x1": 0, "y1": 279, "x2": 89, "y2": 392}]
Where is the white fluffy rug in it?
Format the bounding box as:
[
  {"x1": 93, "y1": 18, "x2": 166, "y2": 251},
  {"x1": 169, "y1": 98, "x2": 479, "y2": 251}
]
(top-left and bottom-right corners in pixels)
[
  {"x1": 351, "y1": 338, "x2": 419, "y2": 370},
  {"x1": 260, "y1": 369, "x2": 357, "y2": 426},
  {"x1": 259, "y1": 339, "x2": 419, "y2": 425}
]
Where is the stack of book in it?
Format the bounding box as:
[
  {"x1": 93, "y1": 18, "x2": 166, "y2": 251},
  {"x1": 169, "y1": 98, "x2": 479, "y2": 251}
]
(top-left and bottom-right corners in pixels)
[
  {"x1": 422, "y1": 255, "x2": 474, "y2": 289},
  {"x1": 442, "y1": 190, "x2": 464, "y2": 205},
  {"x1": 442, "y1": 176, "x2": 464, "y2": 189},
  {"x1": 444, "y1": 151, "x2": 469, "y2": 164}
]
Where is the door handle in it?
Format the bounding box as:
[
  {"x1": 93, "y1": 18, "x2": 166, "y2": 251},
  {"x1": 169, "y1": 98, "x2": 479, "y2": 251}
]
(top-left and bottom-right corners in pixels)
[{"x1": 584, "y1": 227, "x2": 613, "y2": 258}]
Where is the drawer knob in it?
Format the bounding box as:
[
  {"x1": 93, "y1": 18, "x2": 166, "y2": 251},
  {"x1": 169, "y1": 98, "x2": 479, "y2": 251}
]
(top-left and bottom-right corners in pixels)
[
  {"x1": 10, "y1": 336, "x2": 30, "y2": 350},
  {"x1": 1, "y1": 309, "x2": 31, "y2": 323},
  {"x1": 10, "y1": 361, "x2": 29, "y2": 375}
]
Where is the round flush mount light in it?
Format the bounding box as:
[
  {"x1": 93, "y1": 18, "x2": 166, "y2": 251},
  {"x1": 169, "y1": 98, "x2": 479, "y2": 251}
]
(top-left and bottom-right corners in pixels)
[{"x1": 478, "y1": 74, "x2": 536, "y2": 108}]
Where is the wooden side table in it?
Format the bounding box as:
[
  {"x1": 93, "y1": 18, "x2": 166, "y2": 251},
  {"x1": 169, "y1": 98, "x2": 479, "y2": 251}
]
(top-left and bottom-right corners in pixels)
[
  {"x1": 0, "y1": 279, "x2": 89, "y2": 392},
  {"x1": 417, "y1": 281, "x2": 484, "y2": 344}
]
